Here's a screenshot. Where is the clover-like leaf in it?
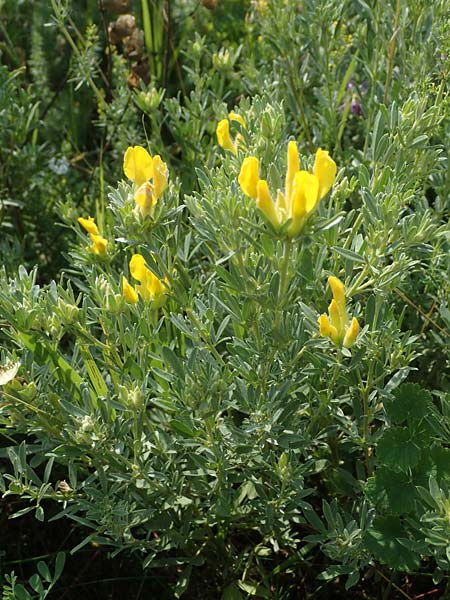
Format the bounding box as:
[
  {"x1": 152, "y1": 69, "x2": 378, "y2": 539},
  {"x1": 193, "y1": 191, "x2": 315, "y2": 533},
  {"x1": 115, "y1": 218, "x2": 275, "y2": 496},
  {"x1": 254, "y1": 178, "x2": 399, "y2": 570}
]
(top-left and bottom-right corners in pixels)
[
  {"x1": 386, "y1": 383, "x2": 433, "y2": 425},
  {"x1": 364, "y1": 516, "x2": 422, "y2": 572},
  {"x1": 377, "y1": 427, "x2": 421, "y2": 472},
  {"x1": 365, "y1": 467, "x2": 417, "y2": 514}
]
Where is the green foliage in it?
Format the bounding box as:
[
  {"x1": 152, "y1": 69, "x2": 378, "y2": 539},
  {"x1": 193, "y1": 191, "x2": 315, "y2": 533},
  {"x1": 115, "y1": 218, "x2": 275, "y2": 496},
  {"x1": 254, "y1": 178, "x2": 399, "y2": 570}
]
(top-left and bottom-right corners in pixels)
[
  {"x1": 0, "y1": 0, "x2": 449, "y2": 597},
  {"x1": 1, "y1": 553, "x2": 65, "y2": 600}
]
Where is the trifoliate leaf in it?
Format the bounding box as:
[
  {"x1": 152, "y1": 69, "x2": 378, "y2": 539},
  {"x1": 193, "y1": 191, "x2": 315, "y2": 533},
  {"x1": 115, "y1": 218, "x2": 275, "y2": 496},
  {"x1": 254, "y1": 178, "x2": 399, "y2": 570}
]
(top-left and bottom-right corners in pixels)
[
  {"x1": 386, "y1": 383, "x2": 433, "y2": 424},
  {"x1": 377, "y1": 427, "x2": 421, "y2": 472}
]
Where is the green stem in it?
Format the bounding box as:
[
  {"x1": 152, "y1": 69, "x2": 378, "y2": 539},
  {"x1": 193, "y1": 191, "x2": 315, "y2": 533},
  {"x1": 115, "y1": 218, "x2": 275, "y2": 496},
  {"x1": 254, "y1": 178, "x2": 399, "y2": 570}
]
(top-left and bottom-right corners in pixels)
[{"x1": 274, "y1": 237, "x2": 293, "y2": 329}]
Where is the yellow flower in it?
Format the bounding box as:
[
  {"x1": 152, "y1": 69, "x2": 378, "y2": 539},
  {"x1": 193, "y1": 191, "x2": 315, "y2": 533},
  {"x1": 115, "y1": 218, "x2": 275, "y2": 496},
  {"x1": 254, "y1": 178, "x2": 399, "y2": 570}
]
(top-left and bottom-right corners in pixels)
[
  {"x1": 78, "y1": 216, "x2": 108, "y2": 256},
  {"x1": 228, "y1": 112, "x2": 246, "y2": 129},
  {"x1": 134, "y1": 182, "x2": 156, "y2": 218},
  {"x1": 123, "y1": 147, "x2": 169, "y2": 218},
  {"x1": 122, "y1": 276, "x2": 138, "y2": 304},
  {"x1": 238, "y1": 157, "x2": 259, "y2": 198},
  {"x1": 216, "y1": 113, "x2": 246, "y2": 154},
  {"x1": 123, "y1": 146, "x2": 153, "y2": 186},
  {"x1": 90, "y1": 234, "x2": 108, "y2": 256},
  {"x1": 129, "y1": 254, "x2": 168, "y2": 307},
  {"x1": 256, "y1": 180, "x2": 280, "y2": 229},
  {"x1": 152, "y1": 155, "x2": 169, "y2": 199},
  {"x1": 77, "y1": 216, "x2": 99, "y2": 236},
  {"x1": 216, "y1": 119, "x2": 237, "y2": 154},
  {"x1": 318, "y1": 276, "x2": 359, "y2": 348},
  {"x1": 238, "y1": 141, "x2": 337, "y2": 237}
]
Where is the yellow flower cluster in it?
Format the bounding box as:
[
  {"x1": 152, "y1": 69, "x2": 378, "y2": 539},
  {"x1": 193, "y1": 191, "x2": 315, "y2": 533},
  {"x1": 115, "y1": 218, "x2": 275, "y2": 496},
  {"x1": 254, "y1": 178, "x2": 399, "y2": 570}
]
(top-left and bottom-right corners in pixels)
[
  {"x1": 122, "y1": 254, "x2": 168, "y2": 307},
  {"x1": 238, "y1": 141, "x2": 337, "y2": 237},
  {"x1": 216, "y1": 112, "x2": 246, "y2": 155},
  {"x1": 123, "y1": 145, "x2": 169, "y2": 218},
  {"x1": 318, "y1": 276, "x2": 359, "y2": 349},
  {"x1": 77, "y1": 216, "x2": 108, "y2": 256}
]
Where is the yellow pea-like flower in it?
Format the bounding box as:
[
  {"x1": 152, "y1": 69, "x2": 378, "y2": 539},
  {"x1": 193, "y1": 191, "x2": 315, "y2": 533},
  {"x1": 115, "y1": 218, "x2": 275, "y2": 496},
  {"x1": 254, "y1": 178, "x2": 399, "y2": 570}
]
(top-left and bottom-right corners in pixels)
[
  {"x1": 216, "y1": 119, "x2": 237, "y2": 154},
  {"x1": 318, "y1": 314, "x2": 338, "y2": 342},
  {"x1": 78, "y1": 216, "x2": 108, "y2": 256},
  {"x1": 122, "y1": 276, "x2": 138, "y2": 304},
  {"x1": 216, "y1": 113, "x2": 246, "y2": 154},
  {"x1": 238, "y1": 140, "x2": 336, "y2": 238},
  {"x1": 129, "y1": 254, "x2": 168, "y2": 307},
  {"x1": 78, "y1": 216, "x2": 99, "y2": 236},
  {"x1": 123, "y1": 146, "x2": 153, "y2": 186},
  {"x1": 238, "y1": 157, "x2": 259, "y2": 198},
  {"x1": 318, "y1": 276, "x2": 359, "y2": 349},
  {"x1": 123, "y1": 147, "x2": 169, "y2": 219},
  {"x1": 90, "y1": 234, "x2": 108, "y2": 256}
]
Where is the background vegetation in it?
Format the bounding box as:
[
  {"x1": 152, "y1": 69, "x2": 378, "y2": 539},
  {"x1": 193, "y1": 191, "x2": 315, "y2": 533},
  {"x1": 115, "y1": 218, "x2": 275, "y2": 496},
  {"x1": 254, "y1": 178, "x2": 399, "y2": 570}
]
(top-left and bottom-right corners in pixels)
[{"x1": 0, "y1": 0, "x2": 449, "y2": 598}]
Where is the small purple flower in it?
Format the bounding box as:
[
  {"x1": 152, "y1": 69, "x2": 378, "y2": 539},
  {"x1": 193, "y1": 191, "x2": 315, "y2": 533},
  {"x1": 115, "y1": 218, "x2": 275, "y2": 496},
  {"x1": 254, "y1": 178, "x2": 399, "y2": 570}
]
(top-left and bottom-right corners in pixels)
[{"x1": 350, "y1": 96, "x2": 363, "y2": 116}]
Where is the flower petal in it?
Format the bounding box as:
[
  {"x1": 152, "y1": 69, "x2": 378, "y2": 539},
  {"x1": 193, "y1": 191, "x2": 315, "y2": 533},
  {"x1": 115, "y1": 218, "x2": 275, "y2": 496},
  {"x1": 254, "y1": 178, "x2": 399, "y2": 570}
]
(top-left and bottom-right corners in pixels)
[
  {"x1": 314, "y1": 149, "x2": 337, "y2": 200},
  {"x1": 285, "y1": 140, "x2": 300, "y2": 207},
  {"x1": 90, "y1": 234, "x2": 108, "y2": 255},
  {"x1": 291, "y1": 171, "x2": 319, "y2": 217},
  {"x1": 216, "y1": 119, "x2": 236, "y2": 154},
  {"x1": 238, "y1": 157, "x2": 259, "y2": 198},
  {"x1": 78, "y1": 216, "x2": 99, "y2": 236},
  {"x1": 129, "y1": 254, "x2": 148, "y2": 283},
  {"x1": 328, "y1": 276, "x2": 346, "y2": 305},
  {"x1": 123, "y1": 146, "x2": 153, "y2": 186},
  {"x1": 152, "y1": 155, "x2": 169, "y2": 199},
  {"x1": 122, "y1": 276, "x2": 138, "y2": 304},
  {"x1": 343, "y1": 317, "x2": 360, "y2": 348},
  {"x1": 256, "y1": 180, "x2": 280, "y2": 228},
  {"x1": 134, "y1": 182, "x2": 156, "y2": 218},
  {"x1": 228, "y1": 112, "x2": 246, "y2": 129}
]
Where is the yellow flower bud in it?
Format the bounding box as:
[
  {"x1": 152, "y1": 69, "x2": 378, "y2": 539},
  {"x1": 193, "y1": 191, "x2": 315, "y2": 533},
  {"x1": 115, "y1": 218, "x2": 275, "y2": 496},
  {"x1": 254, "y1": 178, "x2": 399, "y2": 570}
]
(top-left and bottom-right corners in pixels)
[
  {"x1": 216, "y1": 119, "x2": 236, "y2": 154},
  {"x1": 319, "y1": 277, "x2": 359, "y2": 349},
  {"x1": 343, "y1": 317, "x2": 360, "y2": 348},
  {"x1": 90, "y1": 234, "x2": 108, "y2": 256},
  {"x1": 329, "y1": 299, "x2": 343, "y2": 335},
  {"x1": 318, "y1": 314, "x2": 333, "y2": 337},
  {"x1": 123, "y1": 146, "x2": 153, "y2": 186},
  {"x1": 134, "y1": 182, "x2": 156, "y2": 218},
  {"x1": 78, "y1": 216, "x2": 99, "y2": 236},
  {"x1": 238, "y1": 157, "x2": 259, "y2": 198},
  {"x1": 256, "y1": 180, "x2": 280, "y2": 229},
  {"x1": 122, "y1": 276, "x2": 138, "y2": 304},
  {"x1": 328, "y1": 275, "x2": 346, "y2": 305}
]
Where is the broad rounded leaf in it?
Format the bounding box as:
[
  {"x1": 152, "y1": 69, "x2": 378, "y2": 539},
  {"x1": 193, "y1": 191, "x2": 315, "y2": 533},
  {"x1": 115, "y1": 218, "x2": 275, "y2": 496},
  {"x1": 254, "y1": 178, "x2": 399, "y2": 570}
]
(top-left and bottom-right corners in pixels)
[
  {"x1": 364, "y1": 516, "x2": 421, "y2": 572},
  {"x1": 386, "y1": 383, "x2": 433, "y2": 424},
  {"x1": 377, "y1": 427, "x2": 421, "y2": 472}
]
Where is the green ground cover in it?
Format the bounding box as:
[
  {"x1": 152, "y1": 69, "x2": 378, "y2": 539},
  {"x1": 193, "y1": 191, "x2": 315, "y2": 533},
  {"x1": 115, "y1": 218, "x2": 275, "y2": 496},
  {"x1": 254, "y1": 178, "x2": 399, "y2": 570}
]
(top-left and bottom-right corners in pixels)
[{"x1": 0, "y1": 0, "x2": 449, "y2": 597}]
